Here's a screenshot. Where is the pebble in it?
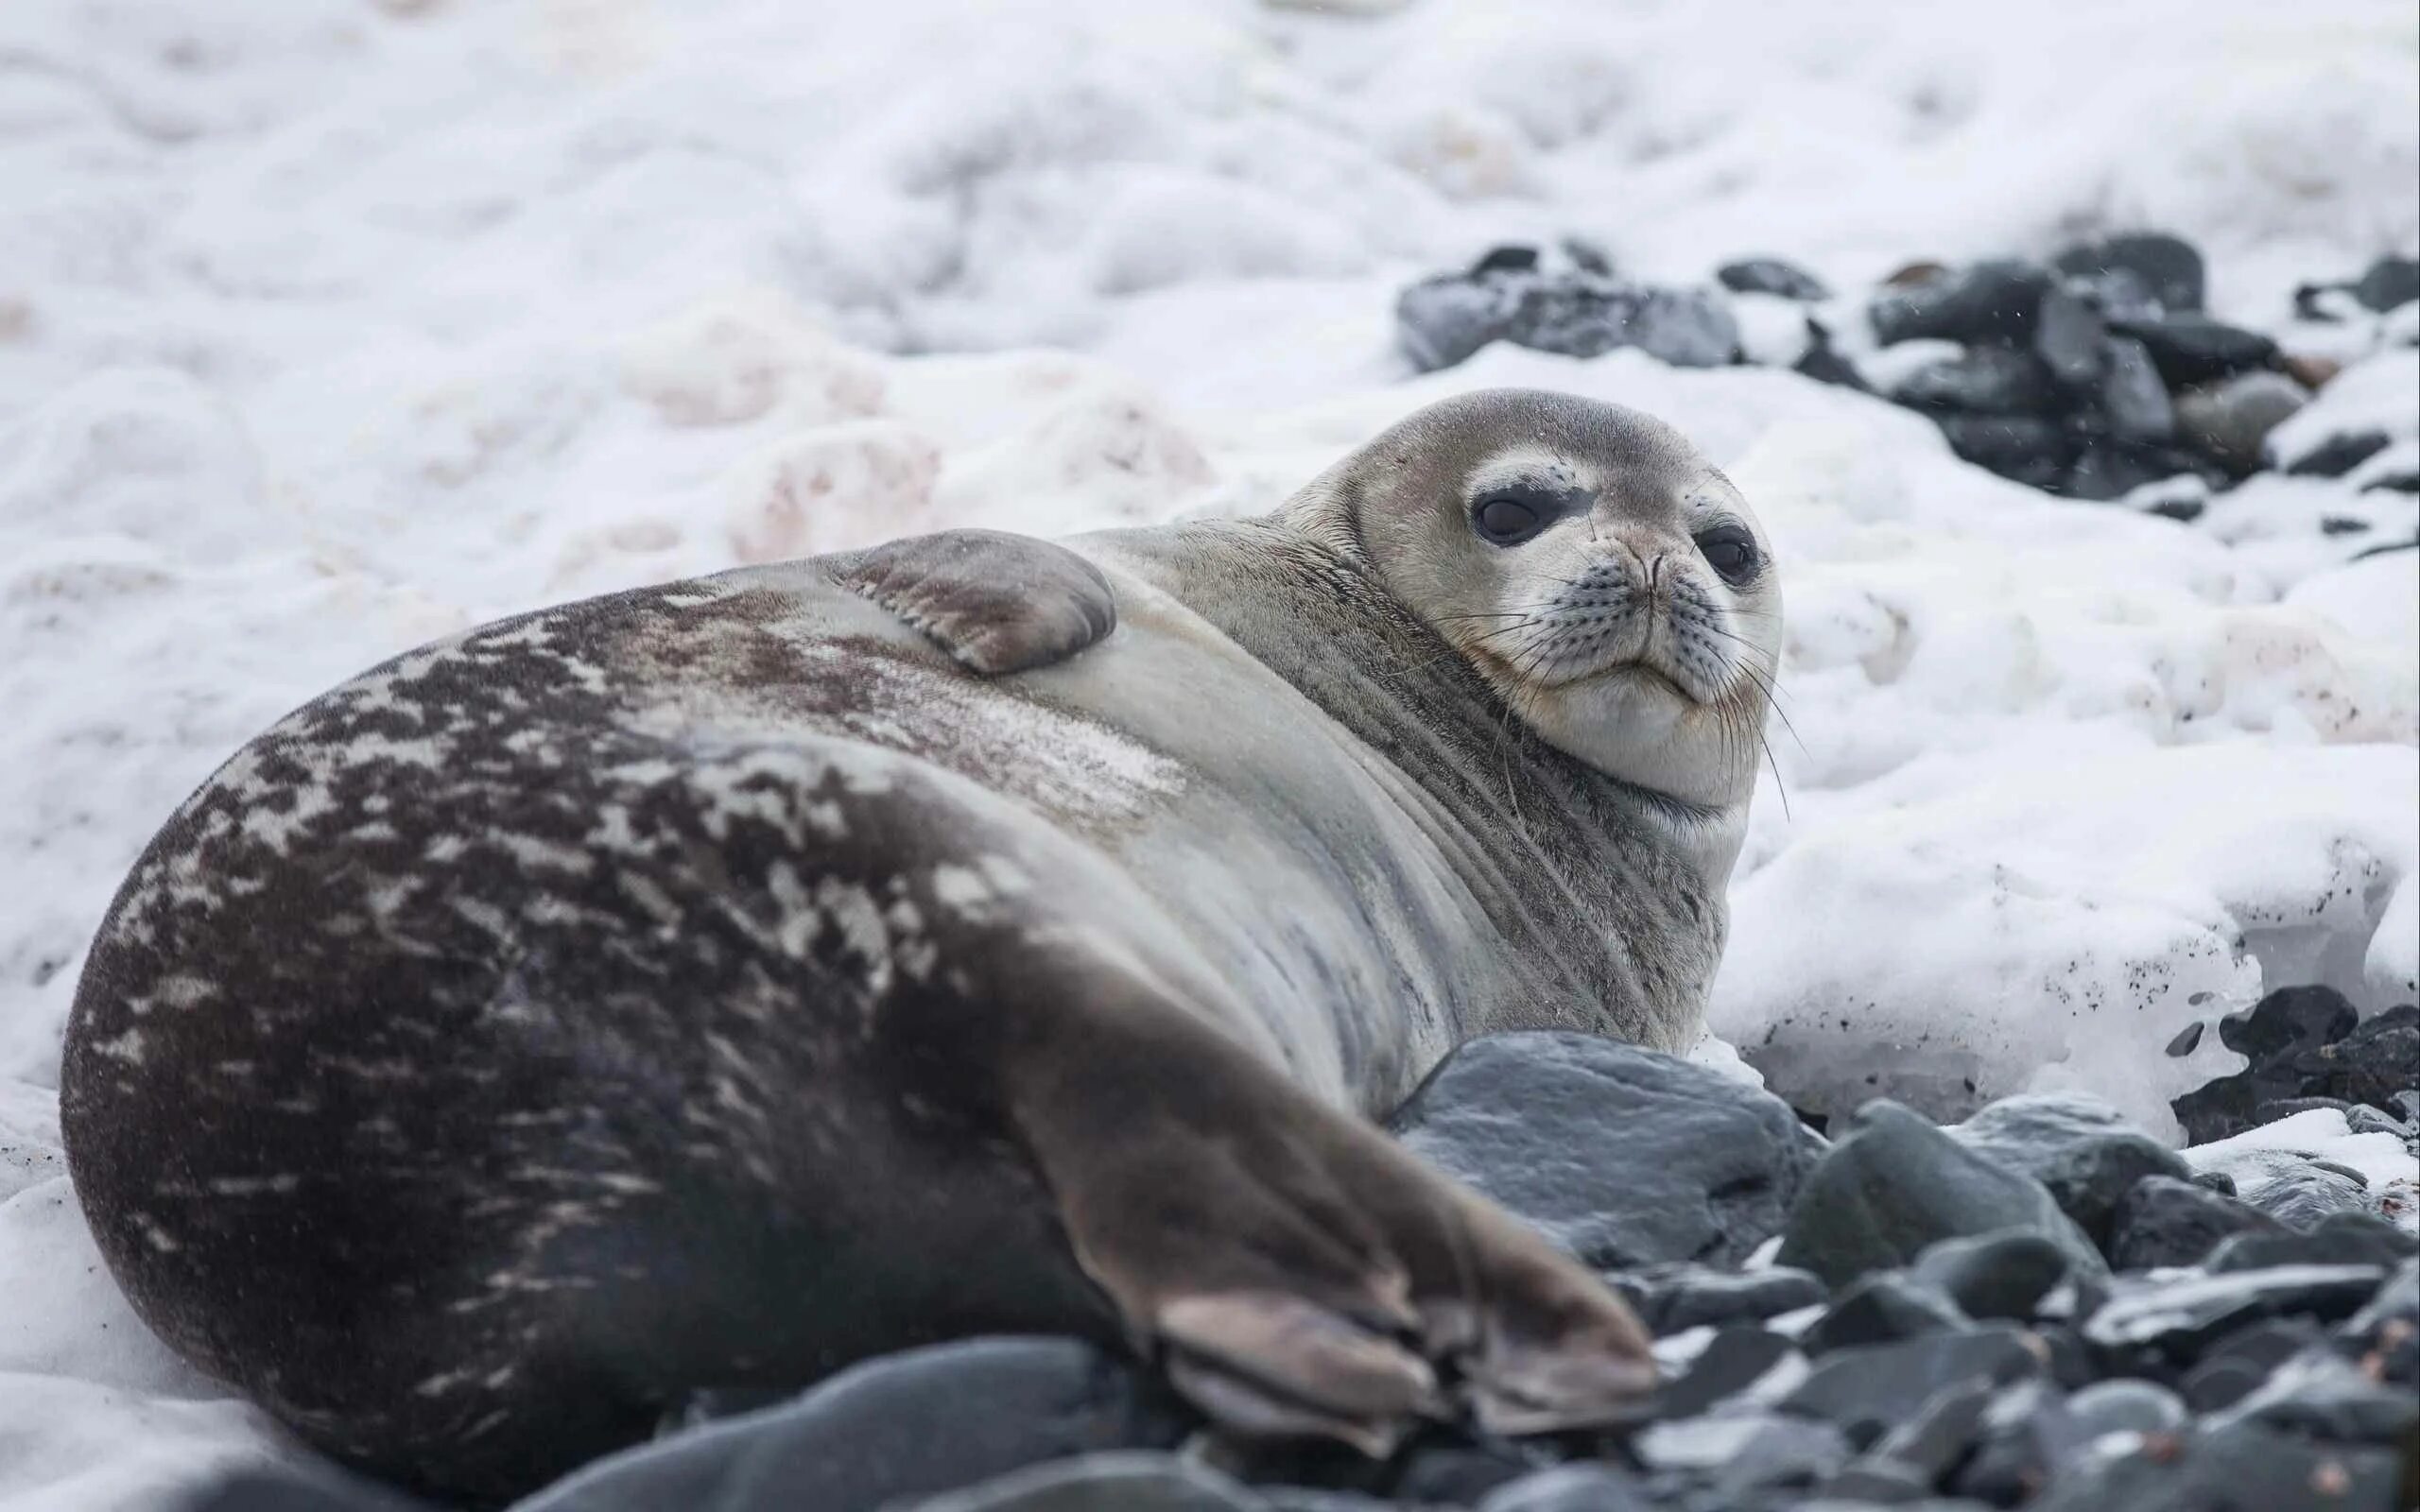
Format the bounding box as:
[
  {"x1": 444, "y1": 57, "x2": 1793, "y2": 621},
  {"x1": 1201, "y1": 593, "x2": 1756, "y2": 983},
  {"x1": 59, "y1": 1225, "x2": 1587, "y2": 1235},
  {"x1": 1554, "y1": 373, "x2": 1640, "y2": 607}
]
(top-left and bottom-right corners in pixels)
[
  {"x1": 2066, "y1": 1378, "x2": 2188, "y2": 1439},
  {"x1": 2107, "y1": 313, "x2": 2279, "y2": 387},
  {"x1": 2099, "y1": 335, "x2": 2177, "y2": 442},
  {"x1": 1951, "y1": 1092, "x2": 2190, "y2": 1248},
  {"x1": 1391, "y1": 1033, "x2": 1817, "y2": 1270},
  {"x1": 2106, "y1": 1175, "x2": 2284, "y2": 1271},
  {"x1": 1890, "y1": 348, "x2": 2060, "y2": 414},
  {"x1": 1869, "y1": 260, "x2": 2055, "y2": 346},
  {"x1": 906, "y1": 1452, "x2": 1264, "y2": 1511},
  {"x1": 1777, "y1": 1101, "x2": 2104, "y2": 1288},
  {"x1": 1910, "y1": 1231, "x2": 2073, "y2": 1320},
  {"x1": 510, "y1": 1338, "x2": 1189, "y2": 1512},
  {"x1": 1803, "y1": 1272, "x2": 1972, "y2": 1354},
  {"x1": 2172, "y1": 370, "x2": 2308, "y2": 475},
  {"x1": 2053, "y1": 232, "x2": 2206, "y2": 314},
  {"x1": 2083, "y1": 1265, "x2": 2389, "y2": 1357},
  {"x1": 1718, "y1": 257, "x2": 1831, "y2": 301},
  {"x1": 1612, "y1": 1263, "x2": 1828, "y2": 1335},
  {"x1": 1781, "y1": 1327, "x2": 2043, "y2": 1451}
]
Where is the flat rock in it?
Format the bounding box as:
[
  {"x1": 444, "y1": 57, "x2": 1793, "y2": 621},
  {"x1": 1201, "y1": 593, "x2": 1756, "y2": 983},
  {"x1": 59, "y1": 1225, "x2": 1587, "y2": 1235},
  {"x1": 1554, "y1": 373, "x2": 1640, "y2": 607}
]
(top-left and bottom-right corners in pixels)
[
  {"x1": 2083, "y1": 1265, "x2": 2389, "y2": 1358},
  {"x1": 1718, "y1": 257, "x2": 1830, "y2": 301},
  {"x1": 1781, "y1": 1327, "x2": 2042, "y2": 1452},
  {"x1": 1870, "y1": 259, "x2": 2055, "y2": 346},
  {"x1": 1611, "y1": 1263, "x2": 1827, "y2": 1335},
  {"x1": 1890, "y1": 347, "x2": 2060, "y2": 414},
  {"x1": 1777, "y1": 1101, "x2": 2106, "y2": 1288},
  {"x1": 511, "y1": 1338, "x2": 1189, "y2": 1512},
  {"x1": 1951, "y1": 1092, "x2": 2190, "y2": 1248},
  {"x1": 907, "y1": 1452, "x2": 1265, "y2": 1511},
  {"x1": 1390, "y1": 1033, "x2": 1817, "y2": 1270}
]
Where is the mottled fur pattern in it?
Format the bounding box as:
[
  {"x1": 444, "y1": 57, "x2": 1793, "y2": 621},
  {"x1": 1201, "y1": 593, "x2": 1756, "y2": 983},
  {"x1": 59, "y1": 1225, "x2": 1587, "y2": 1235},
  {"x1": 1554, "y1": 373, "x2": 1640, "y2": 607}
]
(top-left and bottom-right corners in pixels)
[{"x1": 61, "y1": 389, "x2": 1777, "y2": 1503}]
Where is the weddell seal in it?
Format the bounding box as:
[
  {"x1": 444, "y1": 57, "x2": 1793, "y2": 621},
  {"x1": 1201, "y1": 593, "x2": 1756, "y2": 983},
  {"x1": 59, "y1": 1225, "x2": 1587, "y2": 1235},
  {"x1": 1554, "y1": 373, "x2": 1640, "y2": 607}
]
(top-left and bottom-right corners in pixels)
[{"x1": 60, "y1": 388, "x2": 1784, "y2": 1503}]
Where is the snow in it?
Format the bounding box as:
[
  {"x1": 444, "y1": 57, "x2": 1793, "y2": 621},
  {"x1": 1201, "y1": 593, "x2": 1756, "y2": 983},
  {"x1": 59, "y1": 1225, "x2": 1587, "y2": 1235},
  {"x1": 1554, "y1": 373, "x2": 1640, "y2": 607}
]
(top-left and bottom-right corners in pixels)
[{"x1": 0, "y1": 0, "x2": 2414, "y2": 1505}]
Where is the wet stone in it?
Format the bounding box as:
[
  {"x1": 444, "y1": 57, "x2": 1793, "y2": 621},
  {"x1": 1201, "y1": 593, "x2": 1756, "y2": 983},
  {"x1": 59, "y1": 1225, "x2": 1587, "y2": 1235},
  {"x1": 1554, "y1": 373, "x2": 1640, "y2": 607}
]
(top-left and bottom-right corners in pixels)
[
  {"x1": 2353, "y1": 253, "x2": 2420, "y2": 313},
  {"x1": 1951, "y1": 1092, "x2": 2190, "y2": 1249},
  {"x1": 1911, "y1": 1232, "x2": 2072, "y2": 1322},
  {"x1": 1869, "y1": 259, "x2": 2055, "y2": 346},
  {"x1": 1718, "y1": 257, "x2": 1831, "y2": 301},
  {"x1": 2066, "y1": 1378, "x2": 2188, "y2": 1440},
  {"x1": 1391, "y1": 1033, "x2": 1817, "y2": 1271},
  {"x1": 2082, "y1": 1264, "x2": 2389, "y2": 1359},
  {"x1": 1804, "y1": 1272, "x2": 1972, "y2": 1355},
  {"x1": 1890, "y1": 347, "x2": 2060, "y2": 414},
  {"x1": 2054, "y1": 232, "x2": 2206, "y2": 314},
  {"x1": 1777, "y1": 1102, "x2": 2104, "y2": 1289},
  {"x1": 2107, "y1": 1176, "x2": 2285, "y2": 1272},
  {"x1": 2107, "y1": 313, "x2": 2279, "y2": 387},
  {"x1": 1781, "y1": 1327, "x2": 2043, "y2": 1452},
  {"x1": 1611, "y1": 1263, "x2": 1828, "y2": 1335},
  {"x1": 2181, "y1": 1317, "x2": 2328, "y2": 1412}
]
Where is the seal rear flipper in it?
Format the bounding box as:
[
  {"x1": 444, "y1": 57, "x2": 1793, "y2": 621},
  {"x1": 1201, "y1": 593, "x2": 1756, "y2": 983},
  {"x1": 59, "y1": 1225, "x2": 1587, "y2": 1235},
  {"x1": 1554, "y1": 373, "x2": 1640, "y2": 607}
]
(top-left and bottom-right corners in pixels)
[{"x1": 827, "y1": 528, "x2": 1115, "y2": 676}]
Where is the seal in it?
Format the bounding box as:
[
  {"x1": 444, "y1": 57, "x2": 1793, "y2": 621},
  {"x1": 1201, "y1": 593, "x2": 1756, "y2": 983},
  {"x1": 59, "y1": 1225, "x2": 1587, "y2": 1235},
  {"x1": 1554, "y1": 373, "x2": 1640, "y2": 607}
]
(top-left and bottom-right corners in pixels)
[{"x1": 60, "y1": 388, "x2": 1783, "y2": 1504}]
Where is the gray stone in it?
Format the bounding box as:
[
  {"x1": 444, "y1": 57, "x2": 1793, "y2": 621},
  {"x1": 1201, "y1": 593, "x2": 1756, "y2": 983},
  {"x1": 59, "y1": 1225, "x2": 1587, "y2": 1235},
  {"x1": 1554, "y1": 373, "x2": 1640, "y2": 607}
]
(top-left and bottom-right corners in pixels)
[
  {"x1": 1951, "y1": 1093, "x2": 2191, "y2": 1248},
  {"x1": 1718, "y1": 257, "x2": 1830, "y2": 301},
  {"x1": 1391, "y1": 1033, "x2": 1818, "y2": 1270},
  {"x1": 1870, "y1": 260, "x2": 2056, "y2": 346},
  {"x1": 1395, "y1": 268, "x2": 1739, "y2": 373},
  {"x1": 1777, "y1": 1101, "x2": 2106, "y2": 1288},
  {"x1": 1478, "y1": 1463, "x2": 1660, "y2": 1512},
  {"x1": 2025, "y1": 1420, "x2": 2397, "y2": 1512},
  {"x1": 2173, "y1": 371, "x2": 2308, "y2": 475},
  {"x1": 2108, "y1": 314, "x2": 2279, "y2": 387},
  {"x1": 1890, "y1": 347, "x2": 2060, "y2": 414},
  {"x1": 2066, "y1": 1379, "x2": 2187, "y2": 1439},
  {"x1": 1911, "y1": 1231, "x2": 2073, "y2": 1319},
  {"x1": 908, "y1": 1453, "x2": 1265, "y2": 1511},
  {"x1": 1781, "y1": 1327, "x2": 2043, "y2": 1452},
  {"x1": 2034, "y1": 287, "x2": 2107, "y2": 387},
  {"x1": 2054, "y1": 233, "x2": 2206, "y2": 314},
  {"x1": 2099, "y1": 336, "x2": 2176, "y2": 442},
  {"x1": 2083, "y1": 1264, "x2": 2389, "y2": 1356},
  {"x1": 2107, "y1": 1176, "x2": 2284, "y2": 1271}
]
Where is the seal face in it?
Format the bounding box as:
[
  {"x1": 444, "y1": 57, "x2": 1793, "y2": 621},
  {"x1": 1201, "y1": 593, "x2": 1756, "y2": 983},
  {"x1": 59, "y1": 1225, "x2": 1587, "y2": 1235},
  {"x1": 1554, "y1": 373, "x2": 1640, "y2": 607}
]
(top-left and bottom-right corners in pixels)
[{"x1": 60, "y1": 389, "x2": 1778, "y2": 1503}]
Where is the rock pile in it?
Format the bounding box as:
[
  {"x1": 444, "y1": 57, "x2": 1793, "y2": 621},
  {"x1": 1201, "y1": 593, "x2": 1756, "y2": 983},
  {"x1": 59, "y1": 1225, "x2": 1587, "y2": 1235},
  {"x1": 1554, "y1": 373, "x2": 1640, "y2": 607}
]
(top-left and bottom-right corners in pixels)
[{"x1": 195, "y1": 1001, "x2": 2419, "y2": 1512}]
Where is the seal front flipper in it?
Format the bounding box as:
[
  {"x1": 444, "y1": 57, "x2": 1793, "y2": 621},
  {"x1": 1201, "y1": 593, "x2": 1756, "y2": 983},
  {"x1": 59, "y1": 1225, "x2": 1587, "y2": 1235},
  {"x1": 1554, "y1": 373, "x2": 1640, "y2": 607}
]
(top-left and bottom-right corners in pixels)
[{"x1": 828, "y1": 528, "x2": 1116, "y2": 676}]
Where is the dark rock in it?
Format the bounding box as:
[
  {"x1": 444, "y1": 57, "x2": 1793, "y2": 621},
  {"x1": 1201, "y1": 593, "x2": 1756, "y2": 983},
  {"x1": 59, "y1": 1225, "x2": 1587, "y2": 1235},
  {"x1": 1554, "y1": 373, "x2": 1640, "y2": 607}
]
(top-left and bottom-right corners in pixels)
[
  {"x1": 1258, "y1": 1493, "x2": 1411, "y2": 1512},
  {"x1": 2100, "y1": 336, "x2": 2177, "y2": 442},
  {"x1": 1655, "y1": 1326, "x2": 1804, "y2": 1418},
  {"x1": 509, "y1": 1338, "x2": 1189, "y2": 1512},
  {"x1": 2281, "y1": 428, "x2": 2393, "y2": 478},
  {"x1": 1611, "y1": 1263, "x2": 1827, "y2": 1335},
  {"x1": 1394, "y1": 266, "x2": 1738, "y2": 372},
  {"x1": 2207, "y1": 1152, "x2": 2373, "y2": 1230},
  {"x1": 2063, "y1": 441, "x2": 2213, "y2": 502},
  {"x1": 1870, "y1": 260, "x2": 2056, "y2": 346},
  {"x1": 2216, "y1": 1344, "x2": 2420, "y2": 1445},
  {"x1": 1870, "y1": 1376, "x2": 1999, "y2": 1480},
  {"x1": 1477, "y1": 1462, "x2": 1659, "y2": 1512},
  {"x1": 2192, "y1": 1170, "x2": 2239, "y2": 1197},
  {"x1": 1559, "y1": 236, "x2": 1614, "y2": 277},
  {"x1": 1778, "y1": 1102, "x2": 2105, "y2": 1288},
  {"x1": 2222, "y1": 987, "x2": 2361, "y2": 1060},
  {"x1": 2255, "y1": 1095, "x2": 2359, "y2": 1124},
  {"x1": 2354, "y1": 254, "x2": 2420, "y2": 314},
  {"x1": 2293, "y1": 283, "x2": 2363, "y2": 323},
  {"x1": 1634, "y1": 1411, "x2": 1854, "y2": 1492},
  {"x1": 908, "y1": 1452, "x2": 1265, "y2": 1511},
  {"x1": 2054, "y1": 233, "x2": 2206, "y2": 314},
  {"x1": 2034, "y1": 288, "x2": 2107, "y2": 387},
  {"x1": 2071, "y1": 266, "x2": 2169, "y2": 323},
  {"x1": 1389, "y1": 1442, "x2": 1541, "y2": 1505},
  {"x1": 2181, "y1": 1318, "x2": 2327, "y2": 1412},
  {"x1": 2023, "y1": 1420, "x2": 2398, "y2": 1512},
  {"x1": 1815, "y1": 1457, "x2": 1934, "y2": 1503},
  {"x1": 1952, "y1": 1092, "x2": 2191, "y2": 1248},
  {"x1": 1912, "y1": 1232, "x2": 2073, "y2": 1321},
  {"x1": 2172, "y1": 371, "x2": 2308, "y2": 474},
  {"x1": 174, "y1": 1463, "x2": 441, "y2": 1512},
  {"x1": 2031, "y1": 1324, "x2": 2100, "y2": 1390},
  {"x1": 1891, "y1": 348, "x2": 2060, "y2": 414},
  {"x1": 2083, "y1": 1264, "x2": 2389, "y2": 1358},
  {"x1": 1933, "y1": 414, "x2": 2072, "y2": 490},
  {"x1": 2107, "y1": 1176, "x2": 2285, "y2": 1271},
  {"x1": 1952, "y1": 1381, "x2": 2081, "y2": 1506},
  {"x1": 1805, "y1": 1273, "x2": 1973, "y2": 1354},
  {"x1": 2338, "y1": 1257, "x2": 2418, "y2": 1384},
  {"x1": 2209, "y1": 1212, "x2": 2418, "y2": 1273},
  {"x1": 2066, "y1": 1379, "x2": 2187, "y2": 1439},
  {"x1": 2107, "y1": 314, "x2": 2279, "y2": 387},
  {"x1": 1795, "y1": 319, "x2": 1874, "y2": 390},
  {"x1": 1781, "y1": 1327, "x2": 2043, "y2": 1452},
  {"x1": 2164, "y1": 1022, "x2": 2204, "y2": 1057},
  {"x1": 1472, "y1": 245, "x2": 1541, "y2": 276},
  {"x1": 1390, "y1": 1033, "x2": 1817, "y2": 1270},
  {"x1": 1719, "y1": 257, "x2": 1831, "y2": 301}
]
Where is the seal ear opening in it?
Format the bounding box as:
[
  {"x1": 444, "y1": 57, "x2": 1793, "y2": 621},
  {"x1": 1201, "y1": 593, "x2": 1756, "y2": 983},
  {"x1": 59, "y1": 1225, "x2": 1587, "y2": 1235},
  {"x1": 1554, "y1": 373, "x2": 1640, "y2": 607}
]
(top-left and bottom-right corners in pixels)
[{"x1": 827, "y1": 528, "x2": 1116, "y2": 677}]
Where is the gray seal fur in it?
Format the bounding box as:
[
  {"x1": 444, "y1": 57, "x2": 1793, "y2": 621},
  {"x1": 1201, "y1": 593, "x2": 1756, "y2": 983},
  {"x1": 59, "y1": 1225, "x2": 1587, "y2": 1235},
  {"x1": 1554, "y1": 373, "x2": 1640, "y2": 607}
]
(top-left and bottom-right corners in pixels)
[{"x1": 61, "y1": 388, "x2": 1781, "y2": 1503}]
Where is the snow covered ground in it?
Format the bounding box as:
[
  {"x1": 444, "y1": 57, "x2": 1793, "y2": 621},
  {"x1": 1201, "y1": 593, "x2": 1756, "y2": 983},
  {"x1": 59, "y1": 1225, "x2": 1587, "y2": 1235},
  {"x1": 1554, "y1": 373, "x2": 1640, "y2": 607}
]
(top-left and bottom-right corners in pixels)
[{"x1": 1, "y1": 1, "x2": 2414, "y2": 1506}]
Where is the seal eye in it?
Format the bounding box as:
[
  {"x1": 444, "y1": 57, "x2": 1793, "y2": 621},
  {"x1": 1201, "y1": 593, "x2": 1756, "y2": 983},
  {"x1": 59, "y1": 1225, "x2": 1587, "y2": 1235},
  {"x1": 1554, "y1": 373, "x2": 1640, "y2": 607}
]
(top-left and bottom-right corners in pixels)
[
  {"x1": 1473, "y1": 495, "x2": 1544, "y2": 545},
  {"x1": 1696, "y1": 526, "x2": 1758, "y2": 584}
]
